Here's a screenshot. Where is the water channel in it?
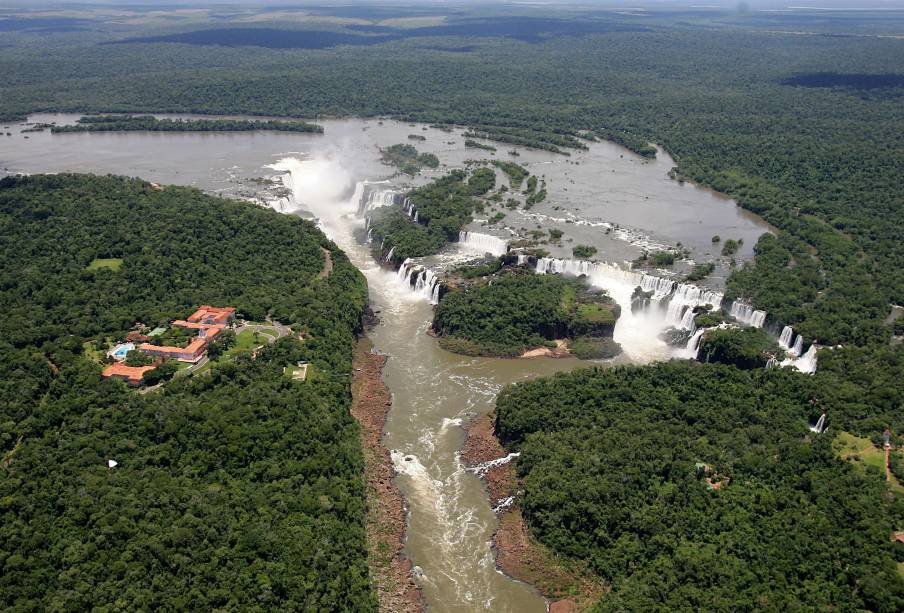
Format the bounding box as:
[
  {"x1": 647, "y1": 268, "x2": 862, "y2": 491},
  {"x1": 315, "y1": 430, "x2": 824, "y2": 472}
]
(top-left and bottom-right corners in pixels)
[{"x1": 1, "y1": 114, "x2": 773, "y2": 611}]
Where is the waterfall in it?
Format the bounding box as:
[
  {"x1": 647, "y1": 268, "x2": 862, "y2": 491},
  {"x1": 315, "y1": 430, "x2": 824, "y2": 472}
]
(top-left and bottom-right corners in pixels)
[
  {"x1": 678, "y1": 307, "x2": 697, "y2": 333},
  {"x1": 402, "y1": 197, "x2": 418, "y2": 221},
  {"x1": 783, "y1": 344, "x2": 818, "y2": 374},
  {"x1": 359, "y1": 187, "x2": 399, "y2": 214},
  {"x1": 395, "y1": 258, "x2": 443, "y2": 305},
  {"x1": 777, "y1": 325, "x2": 805, "y2": 358},
  {"x1": 384, "y1": 246, "x2": 396, "y2": 263},
  {"x1": 683, "y1": 328, "x2": 705, "y2": 359},
  {"x1": 516, "y1": 254, "x2": 529, "y2": 265},
  {"x1": 809, "y1": 412, "x2": 827, "y2": 434},
  {"x1": 729, "y1": 300, "x2": 767, "y2": 328},
  {"x1": 535, "y1": 257, "x2": 722, "y2": 362},
  {"x1": 791, "y1": 335, "x2": 803, "y2": 357},
  {"x1": 366, "y1": 228, "x2": 373, "y2": 243},
  {"x1": 458, "y1": 231, "x2": 508, "y2": 256},
  {"x1": 778, "y1": 326, "x2": 794, "y2": 349}
]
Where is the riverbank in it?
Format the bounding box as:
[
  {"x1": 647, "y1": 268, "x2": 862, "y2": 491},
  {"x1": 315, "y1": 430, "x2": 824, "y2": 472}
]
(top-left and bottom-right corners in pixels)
[
  {"x1": 351, "y1": 338, "x2": 423, "y2": 612},
  {"x1": 461, "y1": 414, "x2": 606, "y2": 612}
]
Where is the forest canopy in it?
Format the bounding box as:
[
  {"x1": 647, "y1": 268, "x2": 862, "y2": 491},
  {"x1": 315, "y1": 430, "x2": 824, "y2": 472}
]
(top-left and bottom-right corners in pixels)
[
  {"x1": 495, "y1": 362, "x2": 904, "y2": 611},
  {"x1": 433, "y1": 266, "x2": 620, "y2": 358},
  {"x1": 0, "y1": 174, "x2": 374, "y2": 610}
]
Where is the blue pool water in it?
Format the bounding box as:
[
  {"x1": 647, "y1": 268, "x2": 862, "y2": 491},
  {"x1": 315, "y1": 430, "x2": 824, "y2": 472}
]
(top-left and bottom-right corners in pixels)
[{"x1": 111, "y1": 343, "x2": 135, "y2": 359}]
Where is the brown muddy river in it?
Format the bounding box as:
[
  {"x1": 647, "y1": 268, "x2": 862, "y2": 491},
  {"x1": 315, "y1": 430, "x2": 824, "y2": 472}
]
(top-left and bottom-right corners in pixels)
[{"x1": 1, "y1": 114, "x2": 773, "y2": 611}]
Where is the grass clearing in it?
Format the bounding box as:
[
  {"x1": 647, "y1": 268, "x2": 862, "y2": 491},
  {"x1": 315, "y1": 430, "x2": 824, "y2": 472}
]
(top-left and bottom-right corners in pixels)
[
  {"x1": 576, "y1": 303, "x2": 616, "y2": 324},
  {"x1": 86, "y1": 258, "x2": 123, "y2": 271},
  {"x1": 834, "y1": 431, "x2": 904, "y2": 493}
]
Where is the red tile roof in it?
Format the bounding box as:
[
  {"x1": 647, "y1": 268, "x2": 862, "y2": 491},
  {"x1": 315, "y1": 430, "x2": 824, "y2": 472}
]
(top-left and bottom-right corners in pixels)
[
  {"x1": 102, "y1": 363, "x2": 155, "y2": 385},
  {"x1": 187, "y1": 305, "x2": 235, "y2": 325}
]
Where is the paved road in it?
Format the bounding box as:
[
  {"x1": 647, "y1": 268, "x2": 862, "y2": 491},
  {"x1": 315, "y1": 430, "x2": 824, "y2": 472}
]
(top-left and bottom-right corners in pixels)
[{"x1": 234, "y1": 320, "x2": 290, "y2": 343}]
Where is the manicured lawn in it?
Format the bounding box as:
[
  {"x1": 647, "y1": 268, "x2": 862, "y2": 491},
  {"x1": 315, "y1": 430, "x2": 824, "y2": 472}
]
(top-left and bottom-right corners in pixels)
[
  {"x1": 834, "y1": 431, "x2": 885, "y2": 469},
  {"x1": 191, "y1": 329, "x2": 263, "y2": 377},
  {"x1": 834, "y1": 431, "x2": 904, "y2": 493},
  {"x1": 229, "y1": 329, "x2": 262, "y2": 355},
  {"x1": 86, "y1": 258, "x2": 123, "y2": 271}
]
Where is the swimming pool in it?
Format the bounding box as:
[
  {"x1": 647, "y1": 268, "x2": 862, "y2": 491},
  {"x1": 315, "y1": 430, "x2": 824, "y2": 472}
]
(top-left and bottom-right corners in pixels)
[{"x1": 109, "y1": 342, "x2": 135, "y2": 360}]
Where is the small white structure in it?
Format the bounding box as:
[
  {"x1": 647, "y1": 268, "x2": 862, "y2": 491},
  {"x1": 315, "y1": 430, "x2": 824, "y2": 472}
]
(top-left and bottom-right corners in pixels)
[{"x1": 107, "y1": 459, "x2": 118, "y2": 468}]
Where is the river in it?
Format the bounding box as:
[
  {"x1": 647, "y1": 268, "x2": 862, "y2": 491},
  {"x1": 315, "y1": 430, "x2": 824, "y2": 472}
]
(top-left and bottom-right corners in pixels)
[{"x1": 1, "y1": 114, "x2": 774, "y2": 610}]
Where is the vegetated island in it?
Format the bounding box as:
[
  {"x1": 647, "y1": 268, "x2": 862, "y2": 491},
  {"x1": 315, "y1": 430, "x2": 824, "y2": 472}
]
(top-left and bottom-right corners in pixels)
[
  {"x1": 0, "y1": 173, "x2": 379, "y2": 610},
  {"x1": 379, "y1": 143, "x2": 439, "y2": 176},
  {"x1": 50, "y1": 114, "x2": 324, "y2": 133},
  {"x1": 491, "y1": 361, "x2": 904, "y2": 611},
  {"x1": 368, "y1": 168, "x2": 495, "y2": 264},
  {"x1": 432, "y1": 258, "x2": 621, "y2": 359}
]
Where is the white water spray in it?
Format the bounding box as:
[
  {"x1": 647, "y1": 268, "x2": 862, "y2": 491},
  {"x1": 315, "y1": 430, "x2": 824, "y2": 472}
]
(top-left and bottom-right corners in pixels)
[{"x1": 458, "y1": 231, "x2": 508, "y2": 256}]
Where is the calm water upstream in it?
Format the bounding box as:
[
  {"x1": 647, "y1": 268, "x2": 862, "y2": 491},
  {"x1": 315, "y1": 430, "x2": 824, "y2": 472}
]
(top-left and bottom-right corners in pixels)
[{"x1": 1, "y1": 114, "x2": 773, "y2": 610}]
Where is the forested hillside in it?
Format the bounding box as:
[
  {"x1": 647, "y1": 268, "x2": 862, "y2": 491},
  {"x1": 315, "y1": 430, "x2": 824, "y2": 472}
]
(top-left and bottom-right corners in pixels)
[
  {"x1": 0, "y1": 175, "x2": 374, "y2": 610},
  {"x1": 495, "y1": 362, "x2": 904, "y2": 611}
]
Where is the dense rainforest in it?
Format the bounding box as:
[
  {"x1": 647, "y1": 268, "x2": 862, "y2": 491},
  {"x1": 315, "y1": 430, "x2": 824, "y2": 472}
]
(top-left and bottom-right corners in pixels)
[
  {"x1": 496, "y1": 362, "x2": 904, "y2": 611},
  {"x1": 433, "y1": 264, "x2": 620, "y2": 358},
  {"x1": 0, "y1": 175, "x2": 374, "y2": 610},
  {"x1": 2, "y1": 5, "x2": 903, "y2": 610}
]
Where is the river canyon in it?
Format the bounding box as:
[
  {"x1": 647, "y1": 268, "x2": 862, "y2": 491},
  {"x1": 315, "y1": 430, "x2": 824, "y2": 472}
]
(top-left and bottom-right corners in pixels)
[{"x1": 2, "y1": 114, "x2": 785, "y2": 610}]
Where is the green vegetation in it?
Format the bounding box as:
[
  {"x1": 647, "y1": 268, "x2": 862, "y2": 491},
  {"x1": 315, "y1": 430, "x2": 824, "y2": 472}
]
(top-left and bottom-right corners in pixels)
[
  {"x1": 636, "y1": 250, "x2": 676, "y2": 267},
  {"x1": 205, "y1": 328, "x2": 237, "y2": 360},
  {"x1": 490, "y1": 160, "x2": 529, "y2": 189},
  {"x1": 368, "y1": 171, "x2": 481, "y2": 263},
  {"x1": 1, "y1": 12, "x2": 894, "y2": 346},
  {"x1": 569, "y1": 336, "x2": 621, "y2": 360},
  {"x1": 0, "y1": 174, "x2": 373, "y2": 610},
  {"x1": 3, "y1": 7, "x2": 904, "y2": 607},
  {"x1": 721, "y1": 238, "x2": 741, "y2": 257},
  {"x1": 380, "y1": 143, "x2": 439, "y2": 175},
  {"x1": 467, "y1": 167, "x2": 496, "y2": 195},
  {"x1": 525, "y1": 188, "x2": 547, "y2": 209},
  {"x1": 684, "y1": 261, "x2": 715, "y2": 282},
  {"x1": 146, "y1": 325, "x2": 195, "y2": 348},
  {"x1": 693, "y1": 309, "x2": 725, "y2": 329},
  {"x1": 464, "y1": 139, "x2": 496, "y2": 152},
  {"x1": 141, "y1": 359, "x2": 178, "y2": 385},
  {"x1": 52, "y1": 114, "x2": 322, "y2": 134},
  {"x1": 433, "y1": 270, "x2": 619, "y2": 358},
  {"x1": 86, "y1": 257, "x2": 123, "y2": 272},
  {"x1": 495, "y1": 362, "x2": 904, "y2": 611},
  {"x1": 698, "y1": 326, "x2": 782, "y2": 369},
  {"x1": 124, "y1": 349, "x2": 155, "y2": 367},
  {"x1": 464, "y1": 127, "x2": 583, "y2": 154},
  {"x1": 572, "y1": 244, "x2": 597, "y2": 259}
]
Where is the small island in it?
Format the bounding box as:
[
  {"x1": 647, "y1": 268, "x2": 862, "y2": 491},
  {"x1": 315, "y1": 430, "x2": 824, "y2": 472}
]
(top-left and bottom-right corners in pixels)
[
  {"x1": 379, "y1": 143, "x2": 440, "y2": 175},
  {"x1": 431, "y1": 260, "x2": 621, "y2": 359}
]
